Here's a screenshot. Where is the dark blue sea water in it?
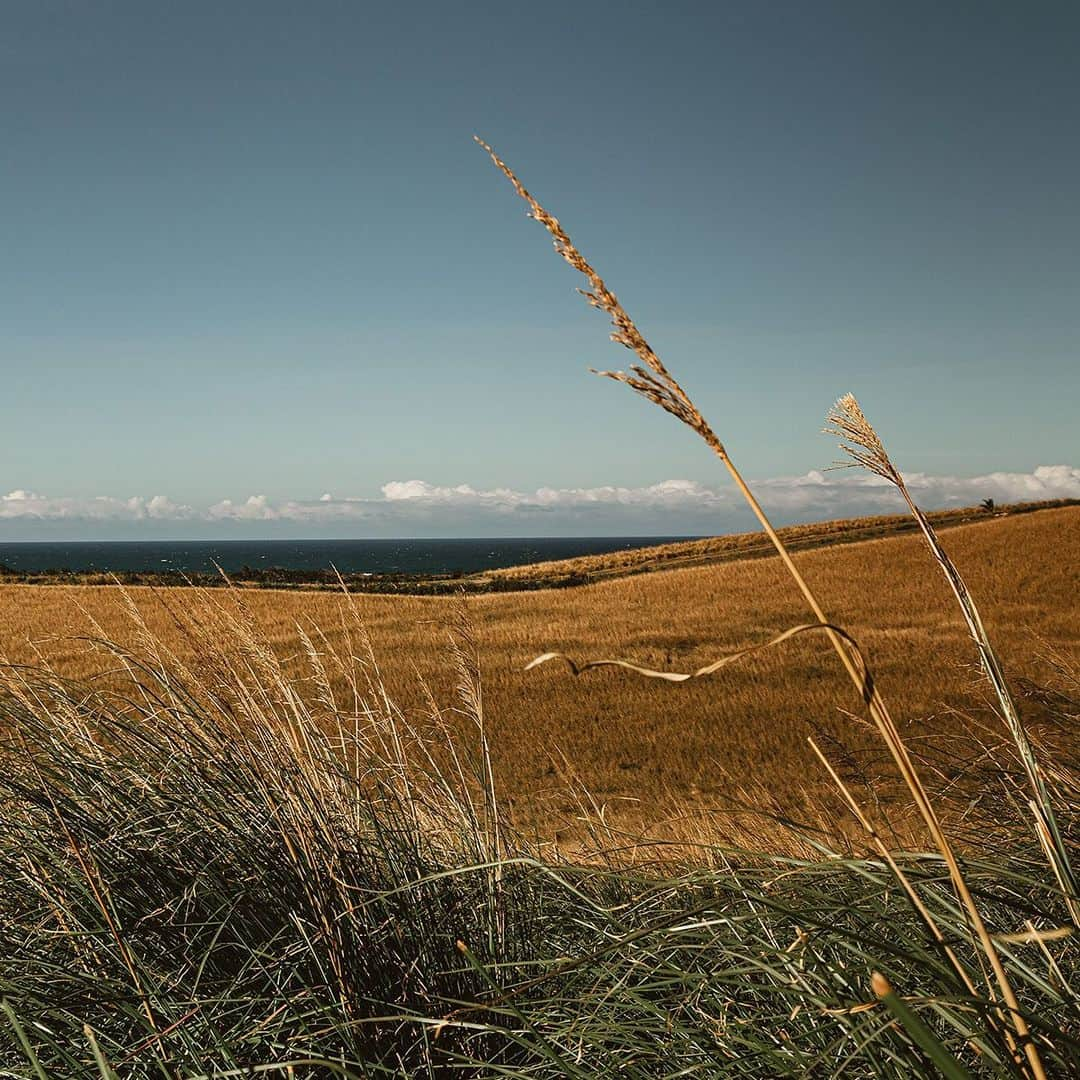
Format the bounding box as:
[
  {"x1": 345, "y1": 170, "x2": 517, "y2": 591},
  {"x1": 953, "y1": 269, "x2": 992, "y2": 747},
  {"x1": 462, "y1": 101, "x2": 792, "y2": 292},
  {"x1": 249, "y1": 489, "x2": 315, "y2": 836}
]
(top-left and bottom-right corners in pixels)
[{"x1": 0, "y1": 538, "x2": 697, "y2": 576}]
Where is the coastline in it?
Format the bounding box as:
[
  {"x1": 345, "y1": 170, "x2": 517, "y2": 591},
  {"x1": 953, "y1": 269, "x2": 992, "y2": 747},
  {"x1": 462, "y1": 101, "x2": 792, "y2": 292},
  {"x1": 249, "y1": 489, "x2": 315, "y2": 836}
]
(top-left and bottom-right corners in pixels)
[{"x1": 1, "y1": 498, "x2": 1073, "y2": 595}]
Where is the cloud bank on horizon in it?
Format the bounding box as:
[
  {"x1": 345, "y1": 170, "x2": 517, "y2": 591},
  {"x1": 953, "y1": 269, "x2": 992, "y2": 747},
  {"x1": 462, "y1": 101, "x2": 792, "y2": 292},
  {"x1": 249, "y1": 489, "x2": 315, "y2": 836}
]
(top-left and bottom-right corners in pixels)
[{"x1": 1, "y1": 466, "x2": 1077, "y2": 539}]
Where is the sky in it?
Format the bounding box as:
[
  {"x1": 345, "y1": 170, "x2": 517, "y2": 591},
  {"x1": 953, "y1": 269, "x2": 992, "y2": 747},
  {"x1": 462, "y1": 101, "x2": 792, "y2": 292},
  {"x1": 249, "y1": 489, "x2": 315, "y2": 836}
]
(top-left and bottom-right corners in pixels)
[{"x1": 3, "y1": 1, "x2": 1078, "y2": 539}]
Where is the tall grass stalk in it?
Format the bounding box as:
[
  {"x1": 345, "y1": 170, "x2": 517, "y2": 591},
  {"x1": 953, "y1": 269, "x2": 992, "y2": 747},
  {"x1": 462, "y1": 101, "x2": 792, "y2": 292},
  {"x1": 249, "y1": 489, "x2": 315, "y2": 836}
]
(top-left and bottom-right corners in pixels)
[
  {"x1": 477, "y1": 137, "x2": 1048, "y2": 1078},
  {"x1": 825, "y1": 393, "x2": 1078, "y2": 927}
]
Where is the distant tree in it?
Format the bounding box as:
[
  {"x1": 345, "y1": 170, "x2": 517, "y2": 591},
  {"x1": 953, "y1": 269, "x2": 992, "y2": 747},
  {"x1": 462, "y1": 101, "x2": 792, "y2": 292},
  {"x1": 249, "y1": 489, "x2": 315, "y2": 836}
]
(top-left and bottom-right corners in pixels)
[{"x1": 980, "y1": 498, "x2": 996, "y2": 513}]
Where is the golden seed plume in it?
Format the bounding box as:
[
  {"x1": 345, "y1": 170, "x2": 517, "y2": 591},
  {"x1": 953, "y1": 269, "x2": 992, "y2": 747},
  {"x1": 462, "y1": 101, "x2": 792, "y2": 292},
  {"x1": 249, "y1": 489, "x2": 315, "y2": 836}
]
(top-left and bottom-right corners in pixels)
[
  {"x1": 823, "y1": 393, "x2": 901, "y2": 484},
  {"x1": 474, "y1": 135, "x2": 726, "y2": 455}
]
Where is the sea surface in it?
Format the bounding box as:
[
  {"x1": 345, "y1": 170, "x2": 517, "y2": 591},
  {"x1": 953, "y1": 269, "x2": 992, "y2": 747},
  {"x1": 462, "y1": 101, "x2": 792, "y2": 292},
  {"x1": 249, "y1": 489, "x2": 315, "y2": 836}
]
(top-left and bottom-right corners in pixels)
[{"x1": 0, "y1": 537, "x2": 697, "y2": 576}]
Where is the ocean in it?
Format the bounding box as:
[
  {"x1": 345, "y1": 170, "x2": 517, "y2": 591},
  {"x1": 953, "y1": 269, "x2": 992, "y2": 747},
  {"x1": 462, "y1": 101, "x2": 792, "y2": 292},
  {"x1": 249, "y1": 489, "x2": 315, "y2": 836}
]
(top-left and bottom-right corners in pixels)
[{"x1": 0, "y1": 537, "x2": 697, "y2": 576}]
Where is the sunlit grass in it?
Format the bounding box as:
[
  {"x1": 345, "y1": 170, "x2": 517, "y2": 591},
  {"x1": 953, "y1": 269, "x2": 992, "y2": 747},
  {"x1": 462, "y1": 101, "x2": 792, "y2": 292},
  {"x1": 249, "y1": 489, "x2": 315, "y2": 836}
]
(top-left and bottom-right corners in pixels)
[{"x1": 0, "y1": 583, "x2": 1076, "y2": 1076}]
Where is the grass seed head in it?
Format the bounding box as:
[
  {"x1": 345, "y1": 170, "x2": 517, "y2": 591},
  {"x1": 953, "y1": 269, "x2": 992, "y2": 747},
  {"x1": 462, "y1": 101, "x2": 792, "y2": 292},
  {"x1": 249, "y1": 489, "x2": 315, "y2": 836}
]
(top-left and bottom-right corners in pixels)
[
  {"x1": 824, "y1": 393, "x2": 902, "y2": 484},
  {"x1": 475, "y1": 135, "x2": 725, "y2": 453}
]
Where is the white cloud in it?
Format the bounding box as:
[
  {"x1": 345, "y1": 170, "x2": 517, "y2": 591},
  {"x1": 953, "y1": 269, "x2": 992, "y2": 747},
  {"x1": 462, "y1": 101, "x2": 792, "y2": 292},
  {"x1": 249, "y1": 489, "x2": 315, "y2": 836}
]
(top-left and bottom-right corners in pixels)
[
  {"x1": 755, "y1": 464, "x2": 1080, "y2": 513},
  {"x1": 531, "y1": 479, "x2": 722, "y2": 508},
  {"x1": 0, "y1": 491, "x2": 195, "y2": 521},
  {"x1": 0, "y1": 466, "x2": 1075, "y2": 535},
  {"x1": 207, "y1": 495, "x2": 277, "y2": 521},
  {"x1": 381, "y1": 480, "x2": 518, "y2": 504},
  {"x1": 145, "y1": 495, "x2": 194, "y2": 519}
]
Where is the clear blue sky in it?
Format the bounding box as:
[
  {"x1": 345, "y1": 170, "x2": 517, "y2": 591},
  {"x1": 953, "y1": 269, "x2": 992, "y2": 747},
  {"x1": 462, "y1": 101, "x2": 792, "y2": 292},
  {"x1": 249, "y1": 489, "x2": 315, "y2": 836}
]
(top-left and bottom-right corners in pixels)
[{"x1": 3, "y1": 2, "x2": 1077, "y2": 538}]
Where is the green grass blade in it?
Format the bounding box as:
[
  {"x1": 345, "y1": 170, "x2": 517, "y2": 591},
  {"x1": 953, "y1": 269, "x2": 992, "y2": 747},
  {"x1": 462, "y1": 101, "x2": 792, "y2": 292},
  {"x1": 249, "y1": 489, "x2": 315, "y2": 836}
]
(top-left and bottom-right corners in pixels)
[
  {"x1": 2, "y1": 999, "x2": 51, "y2": 1080},
  {"x1": 872, "y1": 972, "x2": 974, "y2": 1080}
]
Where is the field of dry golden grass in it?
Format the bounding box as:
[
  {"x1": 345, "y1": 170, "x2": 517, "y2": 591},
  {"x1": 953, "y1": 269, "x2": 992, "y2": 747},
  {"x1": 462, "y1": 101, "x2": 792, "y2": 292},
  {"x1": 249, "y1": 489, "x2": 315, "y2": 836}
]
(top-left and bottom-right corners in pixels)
[{"x1": 2, "y1": 505, "x2": 1076, "y2": 843}]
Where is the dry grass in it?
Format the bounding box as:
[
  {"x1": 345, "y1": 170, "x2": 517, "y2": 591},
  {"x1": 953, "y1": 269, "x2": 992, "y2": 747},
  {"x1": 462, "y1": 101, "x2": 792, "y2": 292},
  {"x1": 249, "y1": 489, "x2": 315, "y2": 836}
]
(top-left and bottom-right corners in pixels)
[
  {"x1": 2, "y1": 505, "x2": 1076, "y2": 845},
  {"x1": 2, "y1": 586, "x2": 1074, "y2": 1074}
]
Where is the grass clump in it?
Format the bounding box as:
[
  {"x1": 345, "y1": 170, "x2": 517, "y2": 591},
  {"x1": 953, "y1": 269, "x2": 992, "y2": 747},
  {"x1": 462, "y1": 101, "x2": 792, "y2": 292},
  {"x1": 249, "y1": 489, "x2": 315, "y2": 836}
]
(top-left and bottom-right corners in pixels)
[{"x1": 0, "y1": 587, "x2": 1077, "y2": 1077}]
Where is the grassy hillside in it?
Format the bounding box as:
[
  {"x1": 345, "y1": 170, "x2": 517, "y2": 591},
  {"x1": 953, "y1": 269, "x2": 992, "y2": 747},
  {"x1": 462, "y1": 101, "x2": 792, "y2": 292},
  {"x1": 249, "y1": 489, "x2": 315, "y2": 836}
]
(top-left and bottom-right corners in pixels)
[
  {"x1": 481, "y1": 499, "x2": 1077, "y2": 589},
  {"x1": 3, "y1": 504, "x2": 1076, "y2": 842}
]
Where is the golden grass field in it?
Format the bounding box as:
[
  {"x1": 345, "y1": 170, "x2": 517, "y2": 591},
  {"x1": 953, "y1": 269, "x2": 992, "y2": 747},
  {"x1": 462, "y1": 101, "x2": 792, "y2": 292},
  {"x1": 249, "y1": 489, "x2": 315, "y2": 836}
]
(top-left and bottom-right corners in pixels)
[{"x1": 2, "y1": 504, "x2": 1077, "y2": 843}]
